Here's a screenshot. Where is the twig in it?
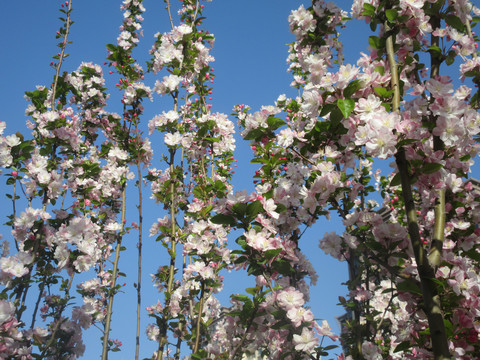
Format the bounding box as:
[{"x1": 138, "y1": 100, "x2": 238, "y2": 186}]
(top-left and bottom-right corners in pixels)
[{"x1": 51, "y1": 0, "x2": 73, "y2": 110}]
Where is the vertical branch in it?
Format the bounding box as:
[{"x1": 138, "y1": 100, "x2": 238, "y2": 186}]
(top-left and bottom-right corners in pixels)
[
  {"x1": 11, "y1": 178, "x2": 19, "y2": 251},
  {"x1": 102, "y1": 186, "x2": 127, "y2": 360},
  {"x1": 385, "y1": 22, "x2": 451, "y2": 359},
  {"x1": 135, "y1": 160, "x2": 143, "y2": 360},
  {"x1": 51, "y1": 0, "x2": 73, "y2": 110}
]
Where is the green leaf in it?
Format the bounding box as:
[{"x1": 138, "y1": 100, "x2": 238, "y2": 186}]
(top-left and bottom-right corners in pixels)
[
  {"x1": 322, "y1": 345, "x2": 338, "y2": 351},
  {"x1": 236, "y1": 236, "x2": 248, "y2": 249},
  {"x1": 336, "y1": 99, "x2": 355, "y2": 118},
  {"x1": 204, "y1": 137, "x2": 220, "y2": 143},
  {"x1": 445, "y1": 50, "x2": 456, "y2": 66},
  {"x1": 428, "y1": 45, "x2": 442, "y2": 55},
  {"x1": 272, "y1": 259, "x2": 294, "y2": 275},
  {"x1": 244, "y1": 128, "x2": 264, "y2": 141},
  {"x1": 240, "y1": 300, "x2": 254, "y2": 322},
  {"x1": 363, "y1": 3, "x2": 375, "y2": 12},
  {"x1": 385, "y1": 9, "x2": 398, "y2": 22},
  {"x1": 368, "y1": 36, "x2": 381, "y2": 49},
  {"x1": 246, "y1": 200, "x2": 263, "y2": 221},
  {"x1": 329, "y1": 108, "x2": 343, "y2": 125},
  {"x1": 464, "y1": 249, "x2": 480, "y2": 262},
  {"x1": 420, "y1": 162, "x2": 443, "y2": 174},
  {"x1": 444, "y1": 319, "x2": 454, "y2": 337},
  {"x1": 319, "y1": 103, "x2": 336, "y2": 117},
  {"x1": 264, "y1": 248, "x2": 282, "y2": 260},
  {"x1": 365, "y1": 240, "x2": 384, "y2": 252},
  {"x1": 267, "y1": 116, "x2": 285, "y2": 131},
  {"x1": 211, "y1": 214, "x2": 236, "y2": 226},
  {"x1": 362, "y1": 3, "x2": 376, "y2": 17},
  {"x1": 250, "y1": 158, "x2": 268, "y2": 164},
  {"x1": 374, "y1": 65, "x2": 385, "y2": 75},
  {"x1": 394, "y1": 341, "x2": 411, "y2": 353},
  {"x1": 343, "y1": 80, "x2": 361, "y2": 98},
  {"x1": 231, "y1": 294, "x2": 250, "y2": 303},
  {"x1": 232, "y1": 203, "x2": 247, "y2": 217},
  {"x1": 245, "y1": 287, "x2": 257, "y2": 296},
  {"x1": 389, "y1": 173, "x2": 401, "y2": 187},
  {"x1": 397, "y1": 280, "x2": 422, "y2": 295},
  {"x1": 374, "y1": 87, "x2": 393, "y2": 98},
  {"x1": 275, "y1": 203, "x2": 286, "y2": 213},
  {"x1": 214, "y1": 180, "x2": 227, "y2": 193},
  {"x1": 397, "y1": 138, "x2": 417, "y2": 147},
  {"x1": 471, "y1": 91, "x2": 480, "y2": 109},
  {"x1": 445, "y1": 14, "x2": 465, "y2": 32}
]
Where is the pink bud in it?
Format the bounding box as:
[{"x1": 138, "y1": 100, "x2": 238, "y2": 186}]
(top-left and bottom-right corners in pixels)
[{"x1": 11, "y1": 171, "x2": 18, "y2": 177}]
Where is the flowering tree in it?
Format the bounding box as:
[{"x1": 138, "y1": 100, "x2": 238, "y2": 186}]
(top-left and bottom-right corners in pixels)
[
  {"x1": 232, "y1": 0, "x2": 480, "y2": 358},
  {"x1": 0, "y1": 0, "x2": 479, "y2": 360}
]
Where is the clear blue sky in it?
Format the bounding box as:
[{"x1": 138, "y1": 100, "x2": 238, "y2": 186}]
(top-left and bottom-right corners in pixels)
[{"x1": 3, "y1": 1, "x2": 471, "y2": 359}]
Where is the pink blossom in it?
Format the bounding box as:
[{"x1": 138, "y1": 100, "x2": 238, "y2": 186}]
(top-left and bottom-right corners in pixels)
[
  {"x1": 164, "y1": 132, "x2": 182, "y2": 146},
  {"x1": 292, "y1": 327, "x2": 318, "y2": 353},
  {"x1": 316, "y1": 319, "x2": 339, "y2": 341},
  {"x1": 0, "y1": 300, "x2": 15, "y2": 324},
  {"x1": 361, "y1": 341, "x2": 382, "y2": 359},
  {"x1": 277, "y1": 287, "x2": 305, "y2": 310}
]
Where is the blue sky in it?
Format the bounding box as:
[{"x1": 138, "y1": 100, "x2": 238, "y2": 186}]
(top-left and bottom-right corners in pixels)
[{"x1": 3, "y1": 0, "x2": 474, "y2": 359}]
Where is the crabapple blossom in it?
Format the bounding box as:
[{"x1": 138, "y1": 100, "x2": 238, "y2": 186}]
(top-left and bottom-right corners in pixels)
[{"x1": 292, "y1": 327, "x2": 318, "y2": 353}]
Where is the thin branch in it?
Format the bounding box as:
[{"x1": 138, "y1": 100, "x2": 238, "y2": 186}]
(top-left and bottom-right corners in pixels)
[
  {"x1": 157, "y1": 149, "x2": 178, "y2": 360},
  {"x1": 30, "y1": 280, "x2": 46, "y2": 329},
  {"x1": 102, "y1": 186, "x2": 127, "y2": 360},
  {"x1": 427, "y1": 6, "x2": 446, "y2": 268},
  {"x1": 40, "y1": 272, "x2": 75, "y2": 358},
  {"x1": 164, "y1": 0, "x2": 174, "y2": 30},
  {"x1": 193, "y1": 283, "x2": 205, "y2": 354}
]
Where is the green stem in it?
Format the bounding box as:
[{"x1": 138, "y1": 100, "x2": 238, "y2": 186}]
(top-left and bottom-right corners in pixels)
[{"x1": 193, "y1": 283, "x2": 205, "y2": 354}]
